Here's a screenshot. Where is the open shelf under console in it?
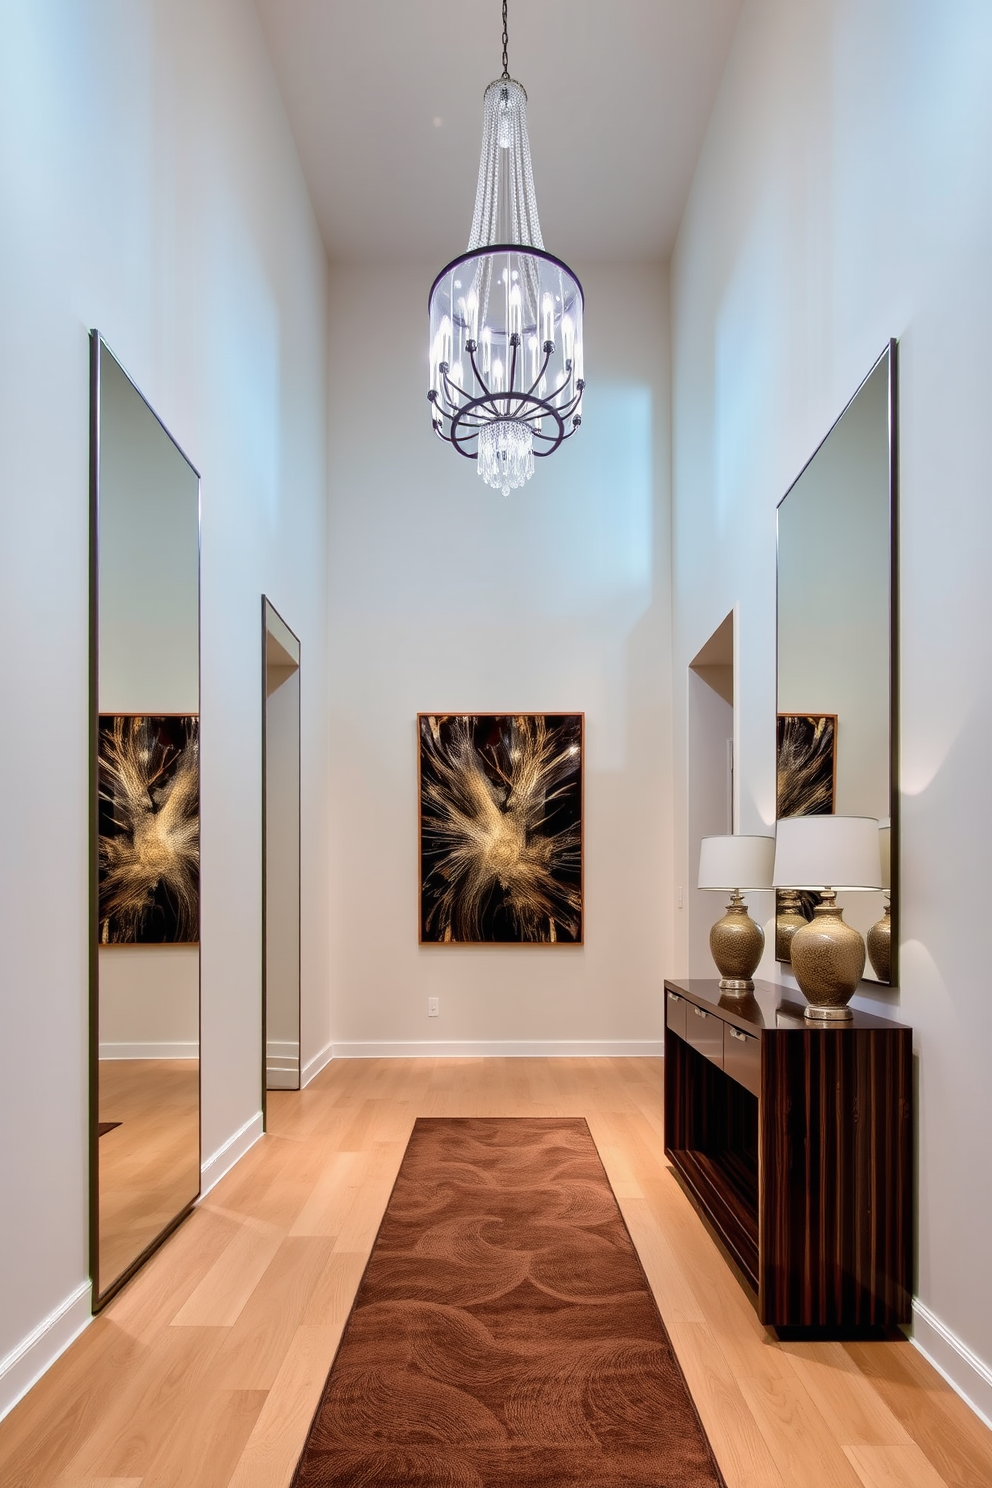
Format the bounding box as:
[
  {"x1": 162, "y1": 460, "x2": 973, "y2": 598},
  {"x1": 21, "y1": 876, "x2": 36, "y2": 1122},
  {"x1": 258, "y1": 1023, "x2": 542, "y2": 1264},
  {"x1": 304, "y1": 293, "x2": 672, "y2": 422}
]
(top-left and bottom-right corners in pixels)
[{"x1": 663, "y1": 977, "x2": 913, "y2": 1334}]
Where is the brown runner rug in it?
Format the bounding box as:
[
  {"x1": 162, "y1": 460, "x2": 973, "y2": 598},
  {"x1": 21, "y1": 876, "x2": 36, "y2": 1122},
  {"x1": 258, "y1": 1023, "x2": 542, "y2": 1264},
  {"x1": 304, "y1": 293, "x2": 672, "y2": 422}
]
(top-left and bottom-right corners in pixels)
[{"x1": 292, "y1": 1116, "x2": 726, "y2": 1488}]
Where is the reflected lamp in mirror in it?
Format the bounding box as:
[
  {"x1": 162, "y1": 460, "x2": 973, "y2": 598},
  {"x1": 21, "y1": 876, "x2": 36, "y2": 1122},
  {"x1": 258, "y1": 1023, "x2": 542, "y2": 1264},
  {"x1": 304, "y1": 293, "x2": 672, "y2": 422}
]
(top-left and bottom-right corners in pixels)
[
  {"x1": 866, "y1": 824, "x2": 891, "y2": 981},
  {"x1": 772, "y1": 816, "x2": 881, "y2": 1021},
  {"x1": 697, "y1": 835, "x2": 775, "y2": 996}
]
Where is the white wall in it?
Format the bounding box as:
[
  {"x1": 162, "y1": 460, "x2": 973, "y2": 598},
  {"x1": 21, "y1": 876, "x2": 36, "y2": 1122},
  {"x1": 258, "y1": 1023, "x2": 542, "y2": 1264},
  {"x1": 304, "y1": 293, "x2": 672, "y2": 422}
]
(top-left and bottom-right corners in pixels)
[
  {"x1": 326, "y1": 261, "x2": 673, "y2": 1054},
  {"x1": 671, "y1": 0, "x2": 992, "y2": 1422},
  {"x1": 99, "y1": 947, "x2": 199, "y2": 1054},
  {"x1": 0, "y1": 0, "x2": 329, "y2": 1418}
]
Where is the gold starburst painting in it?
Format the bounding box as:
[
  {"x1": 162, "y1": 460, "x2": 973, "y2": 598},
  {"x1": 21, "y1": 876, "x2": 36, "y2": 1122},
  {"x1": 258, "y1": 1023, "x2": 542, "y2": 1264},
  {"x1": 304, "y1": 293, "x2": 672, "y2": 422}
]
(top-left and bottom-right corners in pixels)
[
  {"x1": 98, "y1": 714, "x2": 200, "y2": 944},
  {"x1": 776, "y1": 712, "x2": 836, "y2": 956},
  {"x1": 419, "y1": 714, "x2": 583, "y2": 945},
  {"x1": 776, "y1": 713, "x2": 837, "y2": 818}
]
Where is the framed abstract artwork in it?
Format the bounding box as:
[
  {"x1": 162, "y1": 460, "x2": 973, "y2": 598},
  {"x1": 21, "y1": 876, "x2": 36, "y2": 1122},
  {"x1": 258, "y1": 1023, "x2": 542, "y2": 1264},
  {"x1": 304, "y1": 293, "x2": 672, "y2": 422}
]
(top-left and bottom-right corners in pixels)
[
  {"x1": 776, "y1": 713, "x2": 837, "y2": 818},
  {"x1": 98, "y1": 713, "x2": 200, "y2": 944},
  {"x1": 775, "y1": 712, "x2": 836, "y2": 959},
  {"x1": 418, "y1": 713, "x2": 583, "y2": 944}
]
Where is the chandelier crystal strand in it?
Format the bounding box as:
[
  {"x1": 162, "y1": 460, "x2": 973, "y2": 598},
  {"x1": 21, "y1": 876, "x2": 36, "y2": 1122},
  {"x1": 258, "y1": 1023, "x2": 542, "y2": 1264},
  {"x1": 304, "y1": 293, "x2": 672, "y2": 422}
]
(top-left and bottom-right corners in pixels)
[
  {"x1": 427, "y1": 1, "x2": 583, "y2": 494},
  {"x1": 478, "y1": 420, "x2": 534, "y2": 497},
  {"x1": 467, "y1": 80, "x2": 543, "y2": 252}
]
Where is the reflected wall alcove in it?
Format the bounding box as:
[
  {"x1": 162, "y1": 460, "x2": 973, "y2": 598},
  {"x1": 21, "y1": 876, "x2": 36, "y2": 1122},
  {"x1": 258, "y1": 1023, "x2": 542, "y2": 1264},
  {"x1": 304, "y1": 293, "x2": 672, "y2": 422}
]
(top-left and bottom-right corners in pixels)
[
  {"x1": 687, "y1": 611, "x2": 736, "y2": 975},
  {"x1": 89, "y1": 334, "x2": 201, "y2": 1307},
  {"x1": 262, "y1": 597, "x2": 301, "y2": 1109}
]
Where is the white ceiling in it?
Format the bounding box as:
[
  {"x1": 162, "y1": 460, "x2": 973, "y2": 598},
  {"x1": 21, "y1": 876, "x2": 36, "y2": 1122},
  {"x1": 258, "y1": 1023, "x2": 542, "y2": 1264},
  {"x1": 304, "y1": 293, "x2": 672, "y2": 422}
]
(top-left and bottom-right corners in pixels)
[{"x1": 253, "y1": 0, "x2": 743, "y2": 264}]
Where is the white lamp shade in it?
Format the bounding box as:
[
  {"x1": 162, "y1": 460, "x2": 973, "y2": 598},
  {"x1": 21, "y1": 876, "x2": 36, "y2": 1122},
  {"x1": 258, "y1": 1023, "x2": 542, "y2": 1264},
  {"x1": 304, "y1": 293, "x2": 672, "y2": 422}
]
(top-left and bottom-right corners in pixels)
[
  {"x1": 697, "y1": 835, "x2": 775, "y2": 891},
  {"x1": 772, "y1": 816, "x2": 882, "y2": 891},
  {"x1": 879, "y1": 825, "x2": 891, "y2": 892}
]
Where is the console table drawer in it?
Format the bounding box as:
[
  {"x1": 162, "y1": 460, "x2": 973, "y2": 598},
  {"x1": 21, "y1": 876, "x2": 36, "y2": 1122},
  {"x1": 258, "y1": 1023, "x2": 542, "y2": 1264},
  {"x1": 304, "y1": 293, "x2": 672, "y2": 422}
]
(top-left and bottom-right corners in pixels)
[
  {"x1": 686, "y1": 1001, "x2": 723, "y2": 1068},
  {"x1": 666, "y1": 990, "x2": 686, "y2": 1041},
  {"x1": 723, "y1": 1023, "x2": 760, "y2": 1097}
]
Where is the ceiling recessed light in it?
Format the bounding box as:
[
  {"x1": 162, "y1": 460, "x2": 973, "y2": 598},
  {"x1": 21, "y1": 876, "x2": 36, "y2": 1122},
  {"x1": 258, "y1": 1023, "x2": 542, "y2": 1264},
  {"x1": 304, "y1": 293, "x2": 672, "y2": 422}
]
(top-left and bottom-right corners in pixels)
[{"x1": 433, "y1": 116, "x2": 443, "y2": 128}]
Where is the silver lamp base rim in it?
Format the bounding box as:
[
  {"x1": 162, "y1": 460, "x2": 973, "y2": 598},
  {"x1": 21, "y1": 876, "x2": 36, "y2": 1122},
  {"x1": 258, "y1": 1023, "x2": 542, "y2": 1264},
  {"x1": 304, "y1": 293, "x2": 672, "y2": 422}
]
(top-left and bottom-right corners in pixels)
[
  {"x1": 718, "y1": 978, "x2": 755, "y2": 994},
  {"x1": 803, "y1": 1004, "x2": 855, "y2": 1021}
]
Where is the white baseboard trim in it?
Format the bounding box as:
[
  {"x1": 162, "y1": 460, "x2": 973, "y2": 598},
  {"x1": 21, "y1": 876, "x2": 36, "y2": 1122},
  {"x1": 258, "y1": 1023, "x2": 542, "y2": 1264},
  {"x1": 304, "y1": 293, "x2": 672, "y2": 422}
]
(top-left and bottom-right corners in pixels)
[
  {"x1": 99, "y1": 1041, "x2": 198, "y2": 1059},
  {"x1": 266, "y1": 1040, "x2": 300, "y2": 1060},
  {"x1": 265, "y1": 1069, "x2": 299, "y2": 1090},
  {"x1": 328, "y1": 1040, "x2": 665, "y2": 1059},
  {"x1": 302, "y1": 1039, "x2": 335, "y2": 1086},
  {"x1": 266, "y1": 1039, "x2": 301, "y2": 1088},
  {"x1": 0, "y1": 1280, "x2": 90, "y2": 1423},
  {"x1": 200, "y1": 1111, "x2": 263, "y2": 1196},
  {"x1": 911, "y1": 1297, "x2": 992, "y2": 1430}
]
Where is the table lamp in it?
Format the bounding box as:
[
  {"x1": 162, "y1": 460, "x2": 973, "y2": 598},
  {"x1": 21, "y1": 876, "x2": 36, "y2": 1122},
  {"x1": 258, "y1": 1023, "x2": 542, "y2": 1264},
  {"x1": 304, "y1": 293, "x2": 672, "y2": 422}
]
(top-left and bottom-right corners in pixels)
[
  {"x1": 772, "y1": 816, "x2": 882, "y2": 1019},
  {"x1": 697, "y1": 835, "x2": 775, "y2": 995},
  {"x1": 866, "y1": 823, "x2": 891, "y2": 980}
]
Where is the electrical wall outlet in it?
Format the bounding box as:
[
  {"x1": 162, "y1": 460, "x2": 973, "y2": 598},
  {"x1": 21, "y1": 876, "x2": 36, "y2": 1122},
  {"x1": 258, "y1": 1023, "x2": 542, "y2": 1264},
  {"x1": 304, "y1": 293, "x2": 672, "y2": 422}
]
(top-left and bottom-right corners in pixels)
[{"x1": 428, "y1": 997, "x2": 439, "y2": 1017}]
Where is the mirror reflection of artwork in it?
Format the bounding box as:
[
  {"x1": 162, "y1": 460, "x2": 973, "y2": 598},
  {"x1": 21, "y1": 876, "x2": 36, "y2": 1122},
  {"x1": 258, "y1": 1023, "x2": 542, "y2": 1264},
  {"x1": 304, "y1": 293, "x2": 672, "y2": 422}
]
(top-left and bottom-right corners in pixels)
[
  {"x1": 775, "y1": 713, "x2": 836, "y2": 949},
  {"x1": 419, "y1": 713, "x2": 583, "y2": 944},
  {"x1": 776, "y1": 714, "x2": 836, "y2": 819},
  {"x1": 98, "y1": 714, "x2": 200, "y2": 944}
]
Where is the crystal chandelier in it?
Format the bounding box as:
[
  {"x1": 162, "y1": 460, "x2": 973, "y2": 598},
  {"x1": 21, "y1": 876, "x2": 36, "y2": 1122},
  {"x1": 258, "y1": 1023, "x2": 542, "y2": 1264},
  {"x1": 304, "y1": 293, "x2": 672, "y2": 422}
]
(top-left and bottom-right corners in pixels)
[{"x1": 428, "y1": 1, "x2": 584, "y2": 496}]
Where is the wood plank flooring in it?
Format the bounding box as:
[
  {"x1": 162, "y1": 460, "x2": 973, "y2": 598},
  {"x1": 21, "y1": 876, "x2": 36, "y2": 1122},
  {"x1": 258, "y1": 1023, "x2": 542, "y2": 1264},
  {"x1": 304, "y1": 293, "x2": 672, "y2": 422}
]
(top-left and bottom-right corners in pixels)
[
  {"x1": 3, "y1": 1057, "x2": 990, "y2": 1487},
  {"x1": 97, "y1": 1060, "x2": 200, "y2": 1294}
]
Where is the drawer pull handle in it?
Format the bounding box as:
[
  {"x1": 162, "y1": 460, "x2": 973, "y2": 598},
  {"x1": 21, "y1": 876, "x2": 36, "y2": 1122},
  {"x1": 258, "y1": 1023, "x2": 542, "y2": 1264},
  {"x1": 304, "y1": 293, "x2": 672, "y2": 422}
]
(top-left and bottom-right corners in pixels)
[
  {"x1": 693, "y1": 1006, "x2": 707, "y2": 1019},
  {"x1": 729, "y1": 1027, "x2": 748, "y2": 1043},
  {"x1": 668, "y1": 992, "x2": 680, "y2": 1003}
]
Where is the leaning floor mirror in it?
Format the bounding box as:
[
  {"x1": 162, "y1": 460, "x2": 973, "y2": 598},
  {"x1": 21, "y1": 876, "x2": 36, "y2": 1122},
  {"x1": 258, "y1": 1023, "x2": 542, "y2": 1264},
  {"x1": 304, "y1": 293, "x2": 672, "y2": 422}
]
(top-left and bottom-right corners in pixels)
[
  {"x1": 89, "y1": 334, "x2": 201, "y2": 1306},
  {"x1": 776, "y1": 341, "x2": 898, "y2": 986}
]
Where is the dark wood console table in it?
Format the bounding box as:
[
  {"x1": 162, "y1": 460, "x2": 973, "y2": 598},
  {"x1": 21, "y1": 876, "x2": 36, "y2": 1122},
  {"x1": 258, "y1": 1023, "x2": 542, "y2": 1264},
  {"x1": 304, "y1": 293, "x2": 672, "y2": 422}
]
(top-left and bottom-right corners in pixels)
[{"x1": 663, "y1": 977, "x2": 912, "y2": 1332}]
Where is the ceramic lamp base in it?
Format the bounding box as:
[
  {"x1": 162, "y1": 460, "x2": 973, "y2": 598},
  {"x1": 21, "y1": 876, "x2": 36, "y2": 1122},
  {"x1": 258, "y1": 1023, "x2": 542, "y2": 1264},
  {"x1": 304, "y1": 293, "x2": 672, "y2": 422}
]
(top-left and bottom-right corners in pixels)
[
  {"x1": 790, "y1": 894, "x2": 864, "y2": 1021},
  {"x1": 709, "y1": 895, "x2": 764, "y2": 994},
  {"x1": 775, "y1": 889, "x2": 809, "y2": 961},
  {"x1": 866, "y1": 902, "x2": 891, "y2": 981}
]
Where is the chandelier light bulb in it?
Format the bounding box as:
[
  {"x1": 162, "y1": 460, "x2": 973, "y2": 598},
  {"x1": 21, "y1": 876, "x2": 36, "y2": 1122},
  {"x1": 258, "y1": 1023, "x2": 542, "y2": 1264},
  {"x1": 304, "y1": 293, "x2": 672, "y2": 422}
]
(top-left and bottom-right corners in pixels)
[
  {"x1": 427, "y1": 0, "x2": 584, "y2": 494},
  {"x1": 497, "y1": 89, "x2": 514, "y2": 148}
]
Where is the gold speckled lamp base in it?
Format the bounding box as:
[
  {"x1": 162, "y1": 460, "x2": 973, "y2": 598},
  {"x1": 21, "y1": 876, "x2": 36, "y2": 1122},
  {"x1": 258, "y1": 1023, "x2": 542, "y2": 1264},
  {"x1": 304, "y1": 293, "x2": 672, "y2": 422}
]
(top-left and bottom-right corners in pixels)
[
  {"x1": 789, "y1": 892, "x2": 865, "y2": 1020},
  {"x1": 867, "y1": 902, "x2": 891, "y2": 982},
  {"x1": 775, "y1": 889, "x2": 809, "y2": 961},
  {"x1": 709, "y1": 894, "x2": 764, "y2": 995}
]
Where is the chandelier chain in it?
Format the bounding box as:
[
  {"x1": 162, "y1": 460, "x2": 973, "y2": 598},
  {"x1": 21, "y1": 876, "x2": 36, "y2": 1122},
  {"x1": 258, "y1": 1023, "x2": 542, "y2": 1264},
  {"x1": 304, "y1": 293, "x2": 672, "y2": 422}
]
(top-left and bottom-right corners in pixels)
[{"x1": 501, "y1": 0, "x2": 509, "y2": 79}]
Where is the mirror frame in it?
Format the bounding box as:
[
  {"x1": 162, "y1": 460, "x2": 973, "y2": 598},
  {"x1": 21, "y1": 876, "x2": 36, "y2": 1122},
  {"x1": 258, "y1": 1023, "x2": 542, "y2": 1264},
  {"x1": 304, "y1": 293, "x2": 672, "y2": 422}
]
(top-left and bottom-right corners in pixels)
[
  {"x1": 88, "y1": 331, "x2": 202, "y2": 1309},
  {"x1": 775, "y1": 339, "x2": 899, "y2": 988}
]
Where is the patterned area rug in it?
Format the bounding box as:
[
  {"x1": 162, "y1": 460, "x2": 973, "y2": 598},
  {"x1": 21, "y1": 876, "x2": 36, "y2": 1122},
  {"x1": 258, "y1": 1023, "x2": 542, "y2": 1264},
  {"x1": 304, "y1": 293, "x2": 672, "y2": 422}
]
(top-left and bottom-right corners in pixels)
[{"x1": 292, "y1": 1116, "x2": 726, "y2": 1488}]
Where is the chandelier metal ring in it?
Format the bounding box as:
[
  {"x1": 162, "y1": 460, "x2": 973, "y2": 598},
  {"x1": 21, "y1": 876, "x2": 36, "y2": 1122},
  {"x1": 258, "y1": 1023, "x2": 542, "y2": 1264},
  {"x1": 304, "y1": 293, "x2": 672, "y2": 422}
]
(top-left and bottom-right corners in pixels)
[
  {"x1": 447, "y1": 397, "x2": 569, "y2": 459},
  {"x1": 427, "y1": 245, "x2": 583, "y2": 312}
]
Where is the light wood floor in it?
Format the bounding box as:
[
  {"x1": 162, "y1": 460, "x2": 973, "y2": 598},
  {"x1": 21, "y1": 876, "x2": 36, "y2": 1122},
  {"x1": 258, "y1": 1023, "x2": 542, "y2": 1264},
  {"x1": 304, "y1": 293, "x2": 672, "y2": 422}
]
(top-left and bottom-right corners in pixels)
[
  {"x1": 3, "y1": 1057, "x2": 991, "y2": 1487},
  {"x1": 98, "y1": 1059, "x2": 200, "y2": 1293}
]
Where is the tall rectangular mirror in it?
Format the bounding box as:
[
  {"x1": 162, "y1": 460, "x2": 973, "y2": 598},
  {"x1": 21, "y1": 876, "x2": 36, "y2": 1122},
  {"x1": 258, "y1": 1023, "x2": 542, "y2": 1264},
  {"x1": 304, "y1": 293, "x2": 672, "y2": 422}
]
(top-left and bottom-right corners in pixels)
[
  {"x1": 89, "y1": 334, "x2": 201, "y2": 1306},
  {"x1": 776, "y1": 342, "x2": 897, "y2": 986}
]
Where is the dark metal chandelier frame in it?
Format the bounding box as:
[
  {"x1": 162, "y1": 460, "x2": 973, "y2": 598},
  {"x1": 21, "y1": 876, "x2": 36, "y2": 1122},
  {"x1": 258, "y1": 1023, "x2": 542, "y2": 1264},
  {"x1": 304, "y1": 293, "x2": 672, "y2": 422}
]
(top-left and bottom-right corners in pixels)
[{"x1": 428, "y1": 247, "x2": 584, "y2": 462}]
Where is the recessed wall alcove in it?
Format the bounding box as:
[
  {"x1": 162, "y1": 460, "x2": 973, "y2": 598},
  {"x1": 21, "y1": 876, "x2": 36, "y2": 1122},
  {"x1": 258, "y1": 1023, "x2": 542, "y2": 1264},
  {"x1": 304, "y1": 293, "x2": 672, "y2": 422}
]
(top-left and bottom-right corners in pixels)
[{"x1": 686, "y1": 611, "x2": 735, "y2": 976}]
